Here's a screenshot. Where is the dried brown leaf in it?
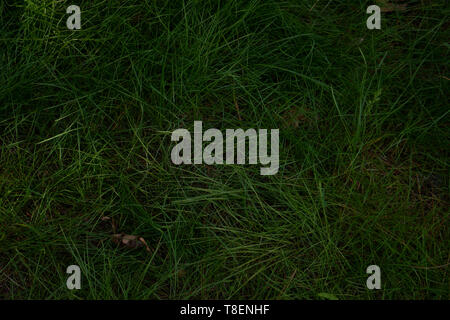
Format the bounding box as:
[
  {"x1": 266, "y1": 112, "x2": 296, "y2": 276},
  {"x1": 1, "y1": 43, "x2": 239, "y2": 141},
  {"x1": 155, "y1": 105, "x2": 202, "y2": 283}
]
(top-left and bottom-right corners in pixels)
[
  {"x1": 112, "y1": 233, "x2": 151, "y2": 252},
  {"x1": 100, "y1": 215, "x2": 117, "y2": 233},
  {"x1": 376, "y1": 0, "x2": 408, "y2": 12},
  {"x1": 283, "y1": 108, "x2": 309, "y2": 128}
]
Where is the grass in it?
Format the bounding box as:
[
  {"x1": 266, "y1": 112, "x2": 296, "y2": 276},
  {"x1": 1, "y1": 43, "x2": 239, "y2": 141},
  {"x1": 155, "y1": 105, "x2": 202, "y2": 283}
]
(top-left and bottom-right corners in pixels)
[{"x1": 0, "y1": 0, "x2": 448, "y2": 299}]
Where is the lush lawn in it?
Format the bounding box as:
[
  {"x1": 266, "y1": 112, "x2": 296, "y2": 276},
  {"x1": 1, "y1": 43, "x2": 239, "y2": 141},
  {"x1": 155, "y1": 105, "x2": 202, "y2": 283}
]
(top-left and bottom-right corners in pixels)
[{"x1": 0, "y1": 0, "x2": 448, "y2": 299}]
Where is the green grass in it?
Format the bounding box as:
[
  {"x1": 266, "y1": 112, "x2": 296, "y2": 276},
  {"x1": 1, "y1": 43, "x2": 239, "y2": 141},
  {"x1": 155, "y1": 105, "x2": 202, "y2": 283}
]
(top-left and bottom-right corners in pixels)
[{"x1": 0, "y1": 0, "x2": 448, "y2": 299}]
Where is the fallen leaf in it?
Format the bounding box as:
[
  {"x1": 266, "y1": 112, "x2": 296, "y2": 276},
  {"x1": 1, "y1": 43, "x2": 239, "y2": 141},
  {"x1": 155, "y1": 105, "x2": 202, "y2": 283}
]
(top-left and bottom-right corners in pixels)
[
  {"x1": 112, "y1": 233, "x2": 151, "y2": 252},
  {"x1": 283, "y1": 108, "x2": 309, "y2": 128},
  {"x1": 376, "y1": 0, "x2": 408, "y2": 12},
  {"x1": 177, "y1": 269, "x2": 186, "y2": 278},
  {"x1": 101, "y1": 215, "x2": 117, "y2": 233},
  {"x1": 318, "y1": 292, "x2": 339, "y2": 300}
]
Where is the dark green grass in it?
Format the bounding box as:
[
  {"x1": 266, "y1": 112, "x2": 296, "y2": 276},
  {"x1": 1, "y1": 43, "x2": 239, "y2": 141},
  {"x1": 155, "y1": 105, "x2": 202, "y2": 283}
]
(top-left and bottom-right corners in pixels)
[{"x1": 0, "y1": 0, "x2": 448, "y2": 299}]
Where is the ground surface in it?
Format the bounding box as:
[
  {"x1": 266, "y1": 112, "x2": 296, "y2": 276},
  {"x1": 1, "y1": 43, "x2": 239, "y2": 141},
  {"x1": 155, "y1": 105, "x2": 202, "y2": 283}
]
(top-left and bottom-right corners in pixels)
[{"x1": 0, "y1": 0, "x2": 448, "y2": 299}]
